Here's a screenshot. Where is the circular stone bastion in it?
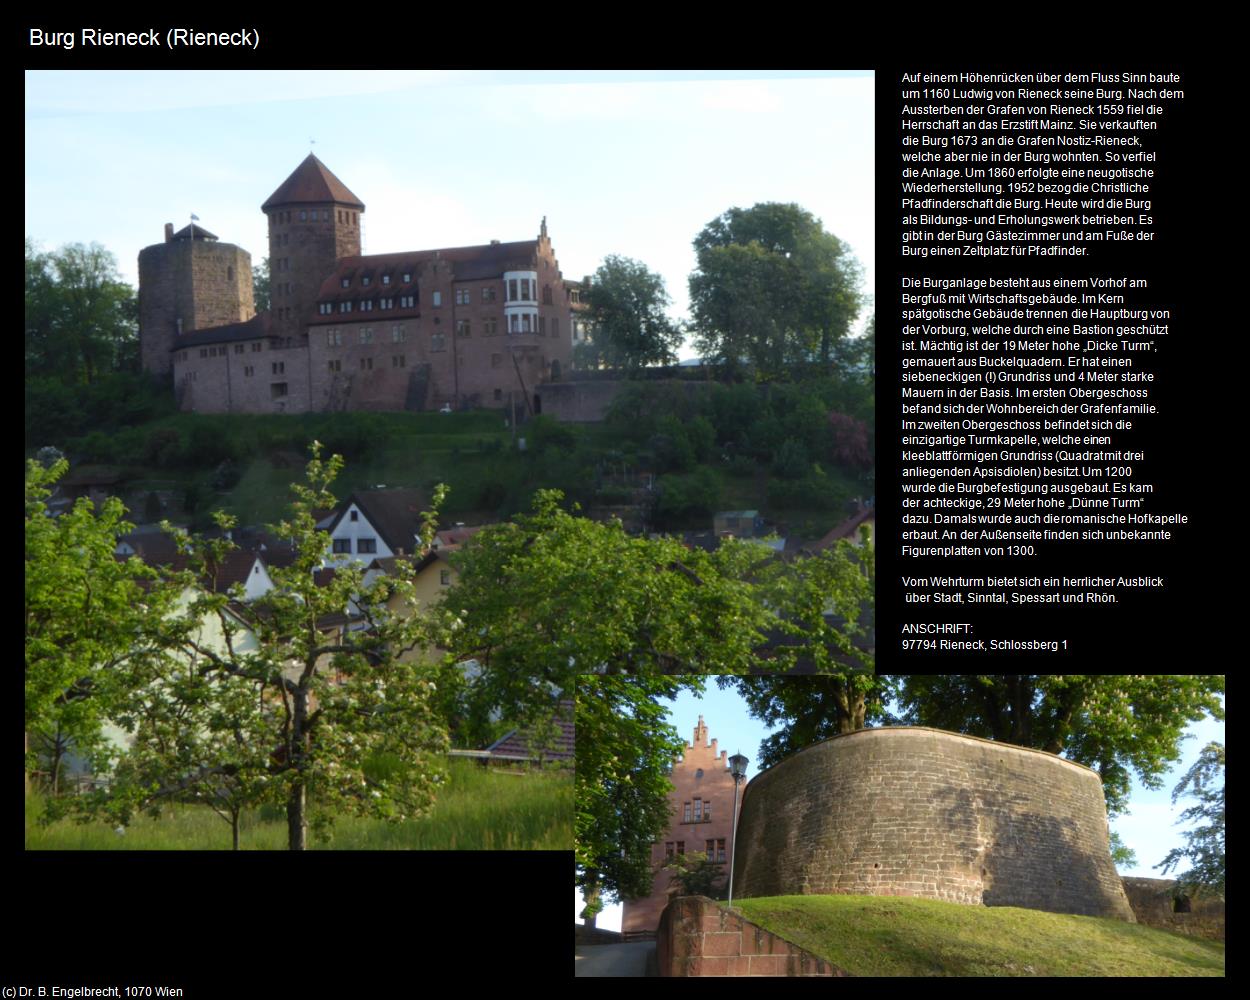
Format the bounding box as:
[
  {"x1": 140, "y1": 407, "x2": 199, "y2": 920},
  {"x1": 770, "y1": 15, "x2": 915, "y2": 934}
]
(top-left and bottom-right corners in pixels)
[{"x1": 732, "y1": 727, "x2": 1135, "y2": 920}]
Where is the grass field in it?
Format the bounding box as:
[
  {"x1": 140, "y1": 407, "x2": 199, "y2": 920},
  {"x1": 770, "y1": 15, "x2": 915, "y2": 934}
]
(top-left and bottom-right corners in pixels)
[
  {"x1": 25, "y1": 759, "x2": 572, "y2": 851},
  {"x1": 732, "y1": 895, "x2": 1224, "y2": 977}
]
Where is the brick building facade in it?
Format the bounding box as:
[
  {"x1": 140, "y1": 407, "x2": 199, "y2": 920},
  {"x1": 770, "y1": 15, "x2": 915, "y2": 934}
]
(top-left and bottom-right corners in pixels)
[
  {"x1": 622, "y1": 717, "x2": 746, "y2": 934},
  {"x1": 142, "y1": 155, "x2": 578, "y2": 414}
]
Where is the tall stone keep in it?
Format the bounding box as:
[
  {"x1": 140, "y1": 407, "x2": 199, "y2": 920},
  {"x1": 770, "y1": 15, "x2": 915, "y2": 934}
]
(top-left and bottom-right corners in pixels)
[
  {"x1": 138, "y1": 223, "x2": 254, "y2": 376},
  {"x1": 263, "y1": 153, "x2": 365, "y2": 339}
]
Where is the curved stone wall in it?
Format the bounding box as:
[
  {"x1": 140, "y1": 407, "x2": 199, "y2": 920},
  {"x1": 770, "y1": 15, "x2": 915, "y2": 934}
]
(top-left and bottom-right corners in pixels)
[{"x1": 732, "y1": 727, "x2": 1134, "y2": 920}]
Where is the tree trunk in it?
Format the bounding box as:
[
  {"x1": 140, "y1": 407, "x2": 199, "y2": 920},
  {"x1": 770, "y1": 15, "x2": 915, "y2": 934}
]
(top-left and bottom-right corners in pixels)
[
  {"x1": 231, "y1": 808, "x2": 240, "y2": 851},
  {"x1": 287, "y1": 689, "x2": 309, "y2": 850},
  {"x1": 288, "y1": 781, "x2": 306, "y2": 850}
]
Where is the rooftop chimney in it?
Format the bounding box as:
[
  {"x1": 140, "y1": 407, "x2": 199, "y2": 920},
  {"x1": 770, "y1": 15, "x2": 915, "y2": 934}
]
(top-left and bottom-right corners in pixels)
[{"x1": 164, "y1": 223, "x2": 174, "y2": 243}]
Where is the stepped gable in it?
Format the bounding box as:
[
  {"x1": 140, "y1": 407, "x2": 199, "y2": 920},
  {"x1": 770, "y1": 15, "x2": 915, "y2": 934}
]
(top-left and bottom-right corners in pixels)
[{"x1": 262, "y1": 153, "x2": 365, "y2": 210}]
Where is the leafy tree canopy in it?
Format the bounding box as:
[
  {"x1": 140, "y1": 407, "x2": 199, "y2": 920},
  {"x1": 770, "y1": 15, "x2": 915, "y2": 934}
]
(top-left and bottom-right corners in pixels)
[
  {"x1": 1155, "y1": 741, "x2": 1224, "y2": 895},
  {"x1": 893, "y1": 675, "x2": 1225, "y2": 814},
  {"x1": 444, "y1": 490, "x2": 774, "y2": 694},
  {"x1": 689, "y1": 203, "x2": 864, "y2": 376},
  {"x1": 723, "y1": 673, "x2": 894, "y2": 771},
  {"x1": 24, "y1": 458, "x2": 179, "y2": 791},
  {"x1": 26, "y1": 239, "x2": 138, "y2": 385},
  {"x1": 576, "y1": 675, "x2": 700, "y2": 924},
  {"x1": 67, "y1": 446, "x2": 452, "y2": 849},
  {"x1": 575, "y1": 255, "x2": 682, "y2": 370}
]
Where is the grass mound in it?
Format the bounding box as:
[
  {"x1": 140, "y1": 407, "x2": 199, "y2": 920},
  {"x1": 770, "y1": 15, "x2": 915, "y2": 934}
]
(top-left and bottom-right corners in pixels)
[{"x1": 732, "y1": 895, "x2": 1223, "y2": 977}]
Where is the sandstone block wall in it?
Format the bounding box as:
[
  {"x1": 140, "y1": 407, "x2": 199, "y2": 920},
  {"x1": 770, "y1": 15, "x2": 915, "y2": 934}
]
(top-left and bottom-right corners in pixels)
[
  {"x1": 732, "y1": 727, "x2": 1135, "y2": 921},
  {"x1": 1120, "y1": 877, "x2": 1225, "y2": 941},
  {"x1": 656, "y1": 896, "x2": 845, "y2": 977}
]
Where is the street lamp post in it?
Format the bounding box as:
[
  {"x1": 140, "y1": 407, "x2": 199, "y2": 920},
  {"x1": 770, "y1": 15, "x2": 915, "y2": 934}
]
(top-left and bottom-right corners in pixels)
[{"x1": 726, "y1": 750, "x2": 749, "y2": 907}]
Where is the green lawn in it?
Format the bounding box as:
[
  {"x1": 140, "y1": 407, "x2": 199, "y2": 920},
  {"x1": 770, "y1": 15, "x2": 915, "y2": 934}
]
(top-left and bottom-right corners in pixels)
[
  {"x1": 732, "y1": 895, "x2": 1224, "y2": 977},
  {"x1": 25, "y1": 759, "x2": 571, "y2": 851}
]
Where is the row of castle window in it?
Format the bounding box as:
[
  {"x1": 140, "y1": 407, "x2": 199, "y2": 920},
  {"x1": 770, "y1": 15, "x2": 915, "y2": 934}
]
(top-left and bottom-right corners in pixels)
[
  {"x1": 683, "y1": 798, "x2": 712, "y2": 823},
  {"x1": 662, "y1": 840, "x2": 727, "y2": 863},
  {"x1": 322, "y1": 294, "x2": 417, "y2": 314},
  {"x1": 342, "y1": 271, "x2": 413, "y2": 289},
  {"x1": 327, "y1": 356, "x2": 406, "y2": 371},
  {"x1": 326, "y1": 327, "x2": 408, "y2": 346},
  {"x1": 270, "y1": 209, "x2": 357, "y2": 226}
]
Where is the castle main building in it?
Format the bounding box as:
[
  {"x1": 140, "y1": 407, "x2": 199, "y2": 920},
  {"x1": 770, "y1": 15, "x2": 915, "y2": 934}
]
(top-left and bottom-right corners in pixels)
[{"x1": 139, "y1": 155, "x2": 578, "y2": 414}]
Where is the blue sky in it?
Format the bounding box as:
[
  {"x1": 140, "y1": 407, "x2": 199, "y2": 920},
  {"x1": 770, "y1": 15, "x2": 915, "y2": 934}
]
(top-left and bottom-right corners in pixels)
[
  {"x1": 577, "y1": 679, "x2": 1224, "y2": 931},
  {"x1": 25, "y1": 70, "x2": 875, "y2": 357}
]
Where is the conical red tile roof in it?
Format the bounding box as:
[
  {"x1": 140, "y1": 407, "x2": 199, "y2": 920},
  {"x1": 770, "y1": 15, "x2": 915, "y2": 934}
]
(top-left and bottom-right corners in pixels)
[{"x1": 262, "y1": 153, "x2": 365, "y2": 211}]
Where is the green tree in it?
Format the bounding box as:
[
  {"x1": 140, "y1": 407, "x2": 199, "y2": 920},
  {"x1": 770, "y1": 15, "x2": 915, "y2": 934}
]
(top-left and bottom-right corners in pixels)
[
  {"x1": 574, "y1": 255, "x2": 682, "y2": 370},
  {"x1": 24, "y1": 459, "x2": 176, "y2": 793},
  {"x1": 444, "y1": 491, "x2": 772, "y2": 694},
  {"x1": 25, "y1": 240, "x2": 138, "y2": 385},
  {"x1": 576, "y1": 675, "x2": 701, "y2": 925},
  {"x1": 253, "y1": 257, "x2": 270, "y2": 314},
  {"x1": 1155, "y1": 741, "x2": 1225, "y2": 894},
  {"x1": 894, "y1": 675, "x2": 1226, "y2": 814},
  {"x1": 662, "y1": 850, "x2": 727, "y2": 899},
  {"x1": 83, "y1": 447, "x2": 452, "y2": 850},
  {"x1": 725, "y1": 674, "x2": 893, "y2": 771},
  {"x1": 689, "y1": 203, "x2": 864, "y2": 377}
]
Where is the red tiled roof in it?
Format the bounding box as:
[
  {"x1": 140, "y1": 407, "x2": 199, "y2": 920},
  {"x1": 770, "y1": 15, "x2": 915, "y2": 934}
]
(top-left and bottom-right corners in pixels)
[
  {"x1": 486, "y1": 701, "x2": 574, "y2": 762},
  {"x1": 262, "y1": 154, "x2": 365, "y2": 211}
]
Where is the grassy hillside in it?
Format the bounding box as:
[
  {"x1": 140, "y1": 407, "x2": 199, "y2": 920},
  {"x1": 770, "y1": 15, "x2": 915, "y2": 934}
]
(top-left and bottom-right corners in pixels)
[
  {"x1": 48, "y1": 376, "x2": 875, "y2": 538},
  {"x1": 25, "y1": 758, "x2": 571, "y2": 851},
  {"x1": 732, "y1": 895, "x2": 1223, "y2": 977}
]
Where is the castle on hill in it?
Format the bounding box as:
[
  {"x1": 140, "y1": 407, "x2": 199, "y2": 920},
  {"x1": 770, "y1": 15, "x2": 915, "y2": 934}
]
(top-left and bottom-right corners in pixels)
[{"x1": 138, "y1": 154, "x2": 585, "y2": 414}]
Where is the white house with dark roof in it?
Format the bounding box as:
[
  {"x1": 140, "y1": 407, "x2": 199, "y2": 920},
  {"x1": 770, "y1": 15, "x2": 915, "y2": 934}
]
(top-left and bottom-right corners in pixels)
[{"x1": 321, "y1": 488, "x2": 429, "y2": 568}]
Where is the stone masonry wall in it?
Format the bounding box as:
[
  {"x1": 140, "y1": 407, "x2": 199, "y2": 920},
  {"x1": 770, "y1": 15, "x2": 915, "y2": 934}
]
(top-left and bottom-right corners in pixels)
[
  {"x1": 732, "y1": 727, "x2": 1135, "y2": 921},
  {"x1": 1120, "y1": 877, "x2": 1225, "y2": 941},
  {"x1": 656, "y1": 896, "x2": 846, "y2": 977}
]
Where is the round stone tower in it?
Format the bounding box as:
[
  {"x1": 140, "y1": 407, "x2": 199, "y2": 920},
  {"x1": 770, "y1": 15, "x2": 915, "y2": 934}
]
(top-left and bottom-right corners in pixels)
[
  {"x1": 732, "y1": 727, "x2": 1136, "y2": 921},
  {"x1": 137, "y1": 222, "x2": 254, "y2": 376},
  {"x1": 262, "y1": 154, "x2": 365, "y2": 339}
]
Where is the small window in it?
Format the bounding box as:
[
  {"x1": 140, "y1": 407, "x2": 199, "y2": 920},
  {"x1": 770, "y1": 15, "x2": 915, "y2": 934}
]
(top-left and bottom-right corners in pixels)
[
  {"x1": 402, "y1": 272, "x2": 412, "y2": 283},
  {"x1": 360, "y1": 329, "x2": 374, "y2": 344},
  {"x1": 392, "y1": 326, "x2": 406, "y2": 343},
  {"x1": 676, "y1": 841, "x2": 685, "y2": 855},
  {"x1": 717, "y1": 839, "x2": 726, "y2": 863},
  {"x1": 440, "y1": 570, "x2": 451, "y2": 586},
  {"x1": 693, "y1": 798, "x2": 702, "y2": 822},
  {"x1": 327, "y1": 360, "x2": 341, "y2": 372},
  {"x1": 362, "y1": 276, "x2": 371, "y2": 287},
  {"x1": 456, "y1": 319, "x2": 470, "y2": 338},
  {"x1": 270, "y1": 382, "x2": 288, "y2": 399},
  {"x1": 350, "y1": 510, "x2": 359, "y2": 522},
  {"x1": 683, "y1": 802, "x2": 692, "y2": 823},
  {"x1": 341, "y1": 277, "x2": 351, "y2": 288},
  {"x1": 431, "y1": 333, "x2": 446, "y2": 352},
  {"x1": 333, "y1": 538, "x2": 352, "y2": 554},
  {"x1": 357, "y1": 538, "x2": 377, "y2": 554},
  {"x1": 432, "y1": 291, "x2": 442, "y2": 307},
  {"x1": 482, "y1": 287, "x2": 496, "y2": 303},
  {"x1": 665, "y1": 842, "x2": 675, "y2": 860},
  {"x1": 300, "y1": 210, "x2": 307, "y2": 222},
  {"x1": 360, "y1": 357, "x2": 373, "y2": 371},
  {"x1": 382, "y1": 274, "x2": 391, "y2": 285}
]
